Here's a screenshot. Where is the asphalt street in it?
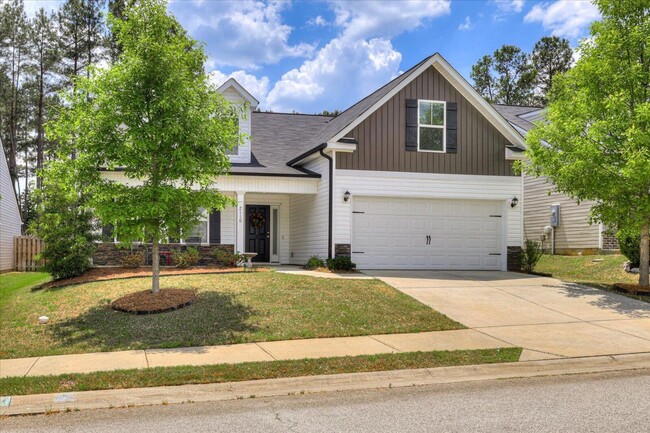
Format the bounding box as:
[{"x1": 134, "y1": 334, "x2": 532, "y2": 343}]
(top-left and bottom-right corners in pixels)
[{"x1": 3, "y1": 370, "x2": 649, "y2": 432}]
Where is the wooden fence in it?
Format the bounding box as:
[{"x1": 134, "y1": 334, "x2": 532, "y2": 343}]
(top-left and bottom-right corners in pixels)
[{"x1": 14, "y1": 236, "x2": 45, "y2": 271}]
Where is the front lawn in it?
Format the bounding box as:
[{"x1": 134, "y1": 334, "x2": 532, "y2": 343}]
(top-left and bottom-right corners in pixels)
[
  {"x1": 0, "y1": 272, "x2": 51, "y2": 301},
  {"x1": 0, "y1": 272, "x2": 462, "y2": 359},
  {"x1": 535, "y1": 254, "x2": 649, "y2": 302},
  {"x1": 0, "y1": 348, "x2": 521, "y2": 396}
]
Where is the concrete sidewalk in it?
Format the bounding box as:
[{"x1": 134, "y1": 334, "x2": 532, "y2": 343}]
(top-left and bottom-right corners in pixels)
[
  {"x1": 0, "y1": 329, "x2": 510, "y2": 379},
  {"x1": 2, "y1": 352, "x2": 649, "y2": 416}
]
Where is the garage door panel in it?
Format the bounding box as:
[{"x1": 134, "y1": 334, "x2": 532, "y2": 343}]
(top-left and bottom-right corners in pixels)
[{"x1": 352, "y1": 197, "x2": 503, "y2": 270}]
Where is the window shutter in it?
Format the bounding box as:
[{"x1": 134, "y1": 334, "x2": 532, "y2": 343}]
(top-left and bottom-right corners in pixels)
[
  {"x1": 446, "y1": 102, "x2": 458, "y2": 154},
  {"x1": 405, "y1": 99, "x2": 418, "y2": 151},
  {"x1": 209, "y1": 210, "x2": 221, "y2": 244}
]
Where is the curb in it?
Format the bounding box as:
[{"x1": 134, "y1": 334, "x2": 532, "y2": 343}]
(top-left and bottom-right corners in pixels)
[{"x1": 2, "y1": 352, "x2": 649, "y2": 416}]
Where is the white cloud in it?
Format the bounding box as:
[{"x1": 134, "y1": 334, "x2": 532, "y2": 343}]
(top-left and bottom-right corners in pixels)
[
  {"x1": 524, "y1": 1, "x2": 600, "y2": 39},
  {"x1": 458, "y1": 16, "x2": 473, "y2": 31},
  {"x1": 307, "y1": 15, "x2": 329, "y2": 26},
  {"x1": 208, "y1": 70, "x2": 270, "y2": 106},
  {"x1": 266, "y1": 37, "x2": 401, "y2": 112},
  {"x1": 170, "y1": 0, "x2": 314, "y2": 69},
  {"x1": 494, "y1": 0, "x2": 525, "y2": 13},
  {"x1": 331, "y1": 0, "x2": 451, "y2": 40}
]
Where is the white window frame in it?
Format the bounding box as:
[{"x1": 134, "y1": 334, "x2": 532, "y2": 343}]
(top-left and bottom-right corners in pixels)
[{"x1": 417, "y1": 99, "x2": 446, "y2": 153}]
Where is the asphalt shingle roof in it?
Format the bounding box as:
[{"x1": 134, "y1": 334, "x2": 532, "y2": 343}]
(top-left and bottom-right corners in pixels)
[{"x1": 491, "y1": 104, "x2": 541, "y2": 134}]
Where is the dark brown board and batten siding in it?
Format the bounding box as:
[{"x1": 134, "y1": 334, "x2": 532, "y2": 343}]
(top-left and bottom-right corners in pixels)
[{"x1": 336, "y1": 66, "x2": 515, "y2": 176}]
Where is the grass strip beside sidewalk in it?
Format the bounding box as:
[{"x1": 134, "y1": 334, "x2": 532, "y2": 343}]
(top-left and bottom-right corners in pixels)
[{"x1": 0, "y1": 348, "x2": 521, "y2": 396}]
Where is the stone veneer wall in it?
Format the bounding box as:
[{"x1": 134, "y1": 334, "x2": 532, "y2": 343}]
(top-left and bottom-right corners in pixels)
[
  {"x1": 93, "y1": 243, "x2": 235, "y2": 267},
  {"x1": 507, "y1": 246, "x2": 522, "y2": 272},
  {"x1": 334, "y1": 243, "x2": 351, "y2": 258},
  {"x1": 601, "y1": 232, "x2": 620, "y2": 250}
]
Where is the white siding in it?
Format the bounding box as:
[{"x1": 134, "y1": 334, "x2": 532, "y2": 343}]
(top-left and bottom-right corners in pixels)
[
  {"x1": 222, "y1": 87, "x2": 252, "y2": 164},
  {"x1": 523, "y1": 174, "x2": 599, "y2": 251},
  {"x1": 290, "y1": 156, "x2": 330, "y2": 264},
  {"x1": 334, "y1": 170, "x2": 522, "y2": 249},
  {"x1": 99, "y1": 172, "x2": 319, "y2": 195},
  {"x1": 220, "y1": 201, "x2": 236, "y2": 245},
  {"x1": 0, "y1": 145, "x2": 22, "y2": 271}
]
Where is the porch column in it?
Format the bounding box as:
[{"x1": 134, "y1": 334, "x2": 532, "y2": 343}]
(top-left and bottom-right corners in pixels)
[{"x1": 236, "y1": 191, "x2": 245, "y2": 253}]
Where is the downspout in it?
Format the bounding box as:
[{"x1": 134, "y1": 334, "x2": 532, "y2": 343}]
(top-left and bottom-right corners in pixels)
[{"x1": 319, "y1": 148, "x2": 333, "y2": 259}]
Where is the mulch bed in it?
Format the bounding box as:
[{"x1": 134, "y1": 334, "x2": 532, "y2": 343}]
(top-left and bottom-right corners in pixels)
[
  {"x1": 37, "y1": 266, "x2": 267, "y2": 290},
  {"x1": 111, "y1": 289, "x2": 197, "y2": 314},
  {"x1": 613, "y1": 283, "x2": 650, "y2": 296}
]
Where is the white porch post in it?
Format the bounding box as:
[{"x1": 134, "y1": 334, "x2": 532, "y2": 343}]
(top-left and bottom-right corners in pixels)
[{"x1": 236, "y1": 192, "x2": 246, "y2": 253}]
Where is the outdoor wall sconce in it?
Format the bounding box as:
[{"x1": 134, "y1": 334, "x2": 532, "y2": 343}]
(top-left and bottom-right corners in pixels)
[
  {"x1": 511, "y1": 197, "x2": 519, "y2": 208},
  {"x1": 344, "y1": 191, "x2": 351, "y2": 202}
]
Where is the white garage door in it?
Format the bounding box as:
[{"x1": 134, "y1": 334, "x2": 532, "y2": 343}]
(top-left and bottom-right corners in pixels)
[{"x1": 352, "y1": 197, "x2": 503, "y2": 270}]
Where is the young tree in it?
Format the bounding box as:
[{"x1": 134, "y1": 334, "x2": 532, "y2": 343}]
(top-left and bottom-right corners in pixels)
[
  {"x1": 531, "y1": 36, "x2": 573, "y2": 105},
  {"x1": 525, "y1": 0, "x2": 650, "y2": 286},
  {"x1": 48, "y1": 0, "x2": 240, "y2": 293}
]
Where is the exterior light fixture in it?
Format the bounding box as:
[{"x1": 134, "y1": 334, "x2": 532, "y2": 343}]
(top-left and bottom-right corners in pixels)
[
  {"x1": 344, "y1": 191, "x2": 351, "y2": 202},
  {"x1": 511, "y1": 197, "x2": 519, "y2": 208}
]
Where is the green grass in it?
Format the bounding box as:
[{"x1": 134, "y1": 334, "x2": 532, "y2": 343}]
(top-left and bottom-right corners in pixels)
[
  {"x1": 0, "y1": 272, "x2": 51, "y2": 302},
  {"x1": 0, "y1": 272, "x2": 463, "y2": 359},
  {"x1": 0, "y1": 348, "x2": 521, "y2": 396},
  {"x1": 535, "y1": 254, "x2": 649, "y2": 302}
]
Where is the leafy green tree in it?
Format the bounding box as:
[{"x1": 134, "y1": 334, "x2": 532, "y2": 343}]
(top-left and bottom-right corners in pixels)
[
  {"x1": 531, "y1": 36, "x2": 573, "y2": 105},
  {"x1": 34, "y1": 158, "x2": 98, "y2": 280},
  {"x1": 471, "y1": 45, "x2": 537, "y2": 105},
  {"x1": 48, "y1": 0, "x2": 240, "y2": 293},
  {"x1": 525, "y1": 0, "x2": 650, "y2": 286}
]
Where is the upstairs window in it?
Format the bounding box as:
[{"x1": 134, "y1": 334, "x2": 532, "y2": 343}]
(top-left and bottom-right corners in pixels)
[
  {"x1": 418, "y1": 100, "x2": 446, "y2": 152},
  {"x1": 226, "y1": 115, "x2": 240, "y2": 156}
]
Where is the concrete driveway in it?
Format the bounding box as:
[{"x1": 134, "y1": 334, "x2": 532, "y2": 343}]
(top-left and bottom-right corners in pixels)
[{"x1": 364, "y1": 270, "x2": 650, "y2": 361}]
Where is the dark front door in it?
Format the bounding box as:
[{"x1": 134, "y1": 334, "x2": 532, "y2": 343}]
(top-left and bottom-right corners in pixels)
[{"x1": 246, "y1": 205, "x2": 270, "y2": 262}]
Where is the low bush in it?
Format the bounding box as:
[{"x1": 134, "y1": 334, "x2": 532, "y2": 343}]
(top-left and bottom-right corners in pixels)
[
  {"x1": 172, "y1": 248, "x2": 200, "y2": 269},
  {"x1": 326, "y1": 255, "x2": 356, "y2": 272},
  {"x1": 305, "y1": 256, "x2": 326, "y2": 270},
  {"x1": 213, "y1": 249, "x2": 244, "y2": 267},
  {"x1": 120, "y1": 251, "x2": 144, "y2": 268},
  {"x1": 617, "y1": 229, "x2": 640, "y2": 268},
  {"x1": 519, "y1": 239, "x2": 544, "y2": 273}
]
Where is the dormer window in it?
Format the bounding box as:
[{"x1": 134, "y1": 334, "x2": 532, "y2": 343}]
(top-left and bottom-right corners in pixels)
[{"x1": 418, "y1": 100, "x2": 446, "y2": 152}]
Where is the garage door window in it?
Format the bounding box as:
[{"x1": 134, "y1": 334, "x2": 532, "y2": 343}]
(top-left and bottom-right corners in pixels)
[{"x1": 418, "y1": 100, "x2": 446, "y2": 153}]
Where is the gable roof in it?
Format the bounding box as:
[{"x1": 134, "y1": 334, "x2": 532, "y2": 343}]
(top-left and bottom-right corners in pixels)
[
  {"x1": 492, "y1": 104, "x2": 541, "y2": 134},
  {"x1": 217, "y1": 78, "x2": 260, "y2": 108},
  {"x1": 230, "y1": 112, "x2": 332, "y2": 177},
  {"x1": 287, "y1": 53, "x2": 529, "y2": 166}
]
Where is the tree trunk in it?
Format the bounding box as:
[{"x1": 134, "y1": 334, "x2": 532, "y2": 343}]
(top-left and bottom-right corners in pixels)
[
  {"x1": 151, "y1": 238, "x2": 160, "y2": 294},
  {"x1": 640, "y1": 223, "x2": 649, "y2": 287}
]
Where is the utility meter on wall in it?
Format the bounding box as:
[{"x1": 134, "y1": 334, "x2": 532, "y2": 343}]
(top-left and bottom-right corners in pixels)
[{"x1": 550, "y1": 204, "x2": 560, "y2": 227}]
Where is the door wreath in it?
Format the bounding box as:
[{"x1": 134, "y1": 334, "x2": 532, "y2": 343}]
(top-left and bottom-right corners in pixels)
[{"x1": 249, "y1": 211, "x2": 266, "y2": 230}]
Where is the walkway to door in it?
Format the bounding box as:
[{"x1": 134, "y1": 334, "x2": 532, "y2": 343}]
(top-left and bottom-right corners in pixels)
[{"x1": 364, "y1": 270, "x2": 650, "y2": 360}]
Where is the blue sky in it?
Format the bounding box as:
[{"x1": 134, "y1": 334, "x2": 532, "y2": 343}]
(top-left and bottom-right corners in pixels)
[{"x1": 26, "y1": 0, "x2": 601, "y2": 113}]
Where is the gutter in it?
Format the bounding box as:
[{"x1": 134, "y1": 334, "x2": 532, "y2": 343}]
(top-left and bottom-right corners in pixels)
[
  {"x1": 319, "y1": 148, "x2": 333, "y2": 259},
  {"x1": 286, "y1": 143, "x2": 327, "y2": 167}
]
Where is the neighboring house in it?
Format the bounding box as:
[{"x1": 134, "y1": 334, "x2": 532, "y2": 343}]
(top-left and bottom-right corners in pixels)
[
  {"x1": 494, "y1": 105, "x2": 619, "y2": 255},
  {"x1": 1, "y1": 138, "x2": 23, "y2": 272},
  {"x1": 98, "y1": 53, "x2": 529, "y2": 271}
]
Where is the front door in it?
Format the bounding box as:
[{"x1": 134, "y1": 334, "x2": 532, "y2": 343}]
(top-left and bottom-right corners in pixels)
[{"x1": 246, "y1": 205, "x2": 270, "y2": 262}]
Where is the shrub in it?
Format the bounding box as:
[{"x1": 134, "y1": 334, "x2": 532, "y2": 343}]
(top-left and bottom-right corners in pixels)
[
  {"x1": 120, "y1": 251, "x2": 144, "y2": 268},
  {"x1": 173, "y1": 247, "x2": 200, "y2": 268},
  {"x1": 326, "y1": 255, "x2": 356, "y2": 271},
  {"x1": 519, "y1": 239, "x2": 544, "y2": 273},
  {"x1": 213, "y1": 249, "x2": 244, "y2": 267},
  {"x1": 305, "y1": 256, "x2": 326, "y2": 270},
  {"x1": 617, "y1": 229, "x2": 640, "y2": 267}
]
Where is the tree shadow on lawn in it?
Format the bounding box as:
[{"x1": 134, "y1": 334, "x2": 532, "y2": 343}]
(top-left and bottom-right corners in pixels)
[{"x1": 50, "y1": 291, "x2": 260, "y2": 353}]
